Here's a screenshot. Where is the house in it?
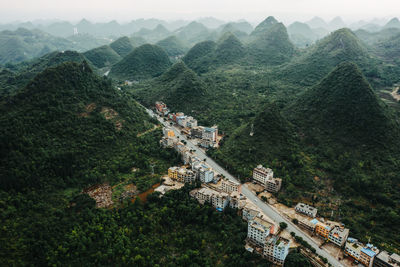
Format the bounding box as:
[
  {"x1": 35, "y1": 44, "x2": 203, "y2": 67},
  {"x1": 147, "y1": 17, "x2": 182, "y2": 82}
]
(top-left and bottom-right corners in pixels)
[
  {"x1": 295, "y1": 203, "x2": 318, "y2": 218},
  {"x1": 192, "y1": 161, "x2": 214, "y2": 183},
  {"x1": 328, "y1": 226, "x2": 349, "y2": 247},
  {"x1": 168, "y1": 167, "x2": 196, "y2": 183},
  {"x1": 199, "y1": 139, "x2": 213, "y2": 148},
  {"x1": 345, "y1": 238, "x2": 364, "y2": 262},
  {"x1": 247, "y1": 216, "x2": 274, "y2": 246},
  {"x1": 373, "y1": 251, "x2": 400, "y2": 267},
  {"x1": 155, "y1": 101, "x2": 169, "y2": 115},
  {"x1": 263, "y1": 234, "x2": 291, "y2": 266},
  {"x1": 221, "y1": 178, "x2": 240, "y2": 194},
  {"x1": 315, "y1": 222, "x2": 331, "y2": 239},
  {"x1": 190, "y1": 126, "x2": 203, "y2": 139},
  {"x1": 265, "y1": 177, "x2": 282, "y2": 193}
]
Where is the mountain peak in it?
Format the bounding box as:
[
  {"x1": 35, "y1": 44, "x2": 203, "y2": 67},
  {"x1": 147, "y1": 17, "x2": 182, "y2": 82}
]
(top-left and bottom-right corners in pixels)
[{"x1": 252, "y1": 16, "x2": 279, "y2": 35}]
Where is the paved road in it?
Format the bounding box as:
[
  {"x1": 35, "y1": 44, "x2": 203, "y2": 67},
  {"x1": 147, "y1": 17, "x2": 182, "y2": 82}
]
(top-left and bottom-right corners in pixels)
[{"x1": 145, "y1": 108, "x2": 343, "y2": 267}]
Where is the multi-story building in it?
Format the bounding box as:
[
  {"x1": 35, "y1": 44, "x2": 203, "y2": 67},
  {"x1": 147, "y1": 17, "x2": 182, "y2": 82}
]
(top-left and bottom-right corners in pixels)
[
  {"x1": 199, "y1": 139, "x2": 213, "y2": 148},
  {"x1": 203, "y1": 127, "x2": 217, "y2": 142},
  {"x1": 221, "y1": 178, "x2": 240, "y2": 194},
  {"x1": 328, "y1": 226, "x2": 349, "y2": 247},
  {"x1": 345, "y1": 238, "x2": 364, "y2": 262},
  {"x1": 242, "y1": 203, "x2": 260, "y2": 221},
  {"x1": 162, "y1": 127, "x2": 175, "y2": 138},
  {"x1": 373, "y1": 251, "x2": 400, "y2": 267},
  {"x1": 252, "y1": 165, "x2": 282, "y2": 193},
  {"x1": 160, "y1": 136, "x2": 178, "y2": 148},
  {"x1": 177, "y1": 115, "x2": 187, "y2": 127},
  {"x1": 298, "y1": 218, "x2": 319, "y2": 232},
  {"x1": 295, "y1": 203, "x2": 318, "y2": 218},
  {"x1": 247, "y1": 216, "x2": 274, "y2": 246},
  {"x1": 192, "y1": 161, "x2": 214, "y2": 183},
  {"x1": 190, "y1": 126, "x2": 203, "y2": 139},
  {"x1": 185, "y1": 116, "x2": 198, "y2": 128},
  {"x1": 194, "y1": 187, "x2": 229, "y2": 211},
  {"x1": 315, "y1": 222, "x2": 331, "y2": 239},
  {"x1": 360, "y1": 244, "x2": 379, "y2": 267},
  {"x1": 177, "y1": 168, "x2": 196, "y2": 183},
  {"x1": 168, "y1": 167, "x2": 179, "y2": 180},
  {"x1": 263, "y1": 234, "x2": 291, "y2": 266},
  {"x1": 253, "y1": 165, "x2": 274, "y2": 184},
  {"x1": 155, "y1": 101, "x2": 169, "y2": 115}
]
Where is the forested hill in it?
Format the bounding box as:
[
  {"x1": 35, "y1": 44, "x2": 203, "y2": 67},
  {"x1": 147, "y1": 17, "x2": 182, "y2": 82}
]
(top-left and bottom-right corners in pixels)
[{"x1": 0, "y1": 61, "x2": 162, "y2": 191}]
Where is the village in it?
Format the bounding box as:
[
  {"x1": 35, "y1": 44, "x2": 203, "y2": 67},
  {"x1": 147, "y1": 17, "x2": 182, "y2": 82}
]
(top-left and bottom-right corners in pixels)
[{"x1": 152, "y1": 101, "x2": 400, "y2": 267}]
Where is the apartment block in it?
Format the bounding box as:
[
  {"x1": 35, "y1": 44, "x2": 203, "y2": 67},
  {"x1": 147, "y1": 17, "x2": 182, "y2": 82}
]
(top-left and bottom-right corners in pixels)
[
  {"x1": 328, "y1": 226, "x2": 349, "y2": 247},
  {"x1": 315, "y1": 222, "x2": 331, "y2": 239},
  {"x1": 374, "y1": 251, "x2": 400, "y2": 267},
  {"x1": 298, "y1": 218, "x2": 319, "y2": 232},
  {"x1": 263, "y1": 234, "x2": 291, "y2": 266},
  {"x1": 247, "y1": 216, "x2": 274, "y2": 246},
  {"x1": 192, "y1": 161, "x2": 214, "y2": 183},
  {"x1": 194, "y1": 187, "x2": 229, "y2": 211},
  {"x1": 360, "y1": 244, "x2": 379, "y2": 267},
  {"x1": 295, "y1": 203, "x2": 318, "y2": 218},
  {"x1": 242, "y1": 203, "x2": 261, "y2": 221},
  {"x1": 252, "y1": 165, "x2": 282, "y2": 193},
  {"x1": 168, "y1": 167, "x2": 196, "y2": 183},
  {"x1": 345, "y1": 238, "x2": 379, "y2": 267},
  {"x1": 221, "y1": 178, "x2": 240, "y2": 194},
  {"x1": 202, "y1": 126, "x2": 217, "y2": 142}
]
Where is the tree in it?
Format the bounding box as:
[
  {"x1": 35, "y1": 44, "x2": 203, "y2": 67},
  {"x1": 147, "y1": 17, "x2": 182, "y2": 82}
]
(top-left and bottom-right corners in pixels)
[{"x1": 279, "y1": 222, "x2": 288, "y2": 231}]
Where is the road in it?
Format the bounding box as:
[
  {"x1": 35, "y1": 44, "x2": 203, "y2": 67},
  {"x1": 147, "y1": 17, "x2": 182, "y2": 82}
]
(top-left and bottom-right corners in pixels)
[{"x1": 145, "y1": 108, "x2": 343, "y2": 267}]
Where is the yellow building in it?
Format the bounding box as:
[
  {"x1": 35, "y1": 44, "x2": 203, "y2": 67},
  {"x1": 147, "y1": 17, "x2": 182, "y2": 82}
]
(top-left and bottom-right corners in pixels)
[
  {"x1": 315, "y1": 222, "x2": 331, "y2": 239},
  {"x1": 168, "y1": 167, "x2": 178, "y2": 180},
  {"x1": 167, "y1": 130, "x2": 175, "y2": 137}
]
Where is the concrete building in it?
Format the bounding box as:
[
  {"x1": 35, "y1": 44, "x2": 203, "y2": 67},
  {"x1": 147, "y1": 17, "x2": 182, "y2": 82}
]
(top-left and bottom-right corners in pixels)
[
  {"x1": 374, "y1": 251, "x2": 400, "y2": 267},
  {"x1": 242, "y1": 203, "x2": 261, "y2": 221},
  {"x1": 298, "y1": 218, "x2": 319, "y2": 232},
  {"x1": 221, "y1": 178, "x2": 240, "y2": 194},
  {"x1": 160, "y1": 136, "x2": 178, "y2": 148},
  {"x1": 247, "y1": 216, "x2": 274, "y2": 246},
  {"x1": 168, "y1": 167, "x2": 179, "y2": 180},
  {"x1": 295, "y1": 203, "x2": 318, "y2": 218},
  {"x1": 345, "y1": 238, "x2": 364, "y2": 262},
  {"x1": 263, "y1": 234, "x2": 291, "y2": 266},
  {"x1": 155, "y1": 101, "x2": 169, "y2": 115},
  {"x1": 253, "y1": 165, "x2": 274, "y2": 184},
  {"x1": 162, "y1": 127, "x2": 175, "y2": 138},
  {"x1": 265, "y1": 178, "x2": 282, "y2": 193},
  {"x1": 199, "y1": 139, "x2": 213, "y2": 148},
  {"x1": 328, "y1": 226, "x2": 349, "y2": 247},
  {"x1": 360, "y1": 244, "x2": 379, "y2": 267},
  {"x1": 315, "y1": 222, "x2": 331, "y2": 239},
  {"x1": 192, "y1": 161, "x2": 214, "y2": 183},
  {"x1": 186, "y1": 116, "x2": 198, "y2": 128},
  {"x1": 194, "y1": 187, "x2": 229, "y2": 211},
  {"x1": 190, "y1": 126, "x2": 203, "y2": 139},
  {"x1": 229, "y1": 191, "x2": 246, "y2": 209},
  {"x1": 203, "y1": 127, "x2": 217, "y2": 142},
  {"x1": 168, "y1": 167, "x2": 196, "y2": 183}
]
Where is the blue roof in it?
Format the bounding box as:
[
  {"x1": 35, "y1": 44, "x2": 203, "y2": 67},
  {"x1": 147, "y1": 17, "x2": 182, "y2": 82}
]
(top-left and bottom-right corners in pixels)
[
  {"x1": 361, "y1": 248, "x2": 377, "y2": 257},
  {"x1": 310, "y1": 219, "x2": 319, "y2": 225},
  {"x1": 204, "y1": 127, "x2": 216, "y2": 132}
]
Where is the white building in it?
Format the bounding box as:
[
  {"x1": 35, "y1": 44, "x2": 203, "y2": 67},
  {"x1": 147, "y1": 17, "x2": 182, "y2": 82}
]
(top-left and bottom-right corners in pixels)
[
  {"x1": 194, "y1": 187, "x2": 229, "y2": 211},
  {"x1": 192, "y1": 161, "x2": 214, "y2": 183},
  {"x1": 247, "y1": 216, "x2": 273, "y2": 246},
  {"x1": 264, "y1": 234, "x2": 291, "y2": 266},
  {"x1": 253, "y1": 165, "x2": 274, "y2": 184},
  {"x1": 295, "y1": 203, "x2": 318, "y2": 218},
  {"x1": 202, "y1": 126, "x2": 218, "y2": 142},
  {"x1": 221, "y1": 178, "x2": 240, "y2": 194},
  {"x1": 328, "y1": 226, "x2": 349, "y2": 247}
]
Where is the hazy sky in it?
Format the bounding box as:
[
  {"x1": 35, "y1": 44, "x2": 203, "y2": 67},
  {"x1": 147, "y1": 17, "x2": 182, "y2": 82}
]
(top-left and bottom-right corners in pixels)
[{"x1": 1, "y1": 0, "x2": 399, "y2": 24}]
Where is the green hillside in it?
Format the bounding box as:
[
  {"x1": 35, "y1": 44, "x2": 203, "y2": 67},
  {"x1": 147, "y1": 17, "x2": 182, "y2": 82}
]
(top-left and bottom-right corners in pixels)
[
  {"x1": 132, "y1": 61, "x2": 208, "y2": 115},
  {"x1": 247, "y1": 17, "x2": 295, "y2": 65},
  {"x1": 287, "y1": 22, "x2": 318, "y2": 47},
  {"x1": 156, "y1": 35, "x2": 187, "y2": 57},
  {"x1": 214, "y1": 33, "x2": 246, "y2": 64},
  {"x1": 0, "y1": 28, "x2": 76, "y2": 64},
  {"x1": 280, "y1": 28, "x2": 371, "y2": 86},
  {"x1": 109, "y1": 36, "x2": 134, "y2": 57},
  {"x1": 109, "y1": 44, "x2": 171, "y2": 81},
  {"x1": 83, "y1": 45, "x2": 121, "y2": 68},
  {"x1": 182, "y1": 40, "x2": 216, "y2": 73}
]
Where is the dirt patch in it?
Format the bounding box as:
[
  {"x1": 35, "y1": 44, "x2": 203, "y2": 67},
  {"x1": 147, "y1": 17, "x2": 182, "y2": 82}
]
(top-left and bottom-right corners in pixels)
[
  {"x1": 391, "y1": 87, "x2": 400, "y2": 101},
  {"x1": 78, "y1": 103, "x2": 97, "y2": 117},
  {"x1": 83, "y1": 183, "x2": 113, "y2": 208},
  {"x1": 101, "y1": 107, "x2": 118, "y2": 120},
  {"x1": 245, "y1": 182, "x2": 265, "y2": 193}
]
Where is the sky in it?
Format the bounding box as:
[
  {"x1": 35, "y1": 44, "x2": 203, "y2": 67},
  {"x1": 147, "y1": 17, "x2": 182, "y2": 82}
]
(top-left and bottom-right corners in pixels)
[{"x1": 0, "y1": 0, "x2": 399, "y2": 24}]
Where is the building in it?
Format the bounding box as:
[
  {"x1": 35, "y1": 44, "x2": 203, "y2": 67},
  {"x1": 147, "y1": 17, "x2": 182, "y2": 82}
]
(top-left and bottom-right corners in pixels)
[
  {"x1": 186, "y1": 116, "x2": 198, "y2": 128},
  {"x1": 177, "y1": 115, "x2": 187, "y2": 127},
  {"x1": 155, "y1": 101, "x2": 169, "y2": 115},
  {"x1": 190, "y1": 126, "x2": 203, "y2": 139},
  {"x1": 265, "y1": 178, "x2": 282, "y2": 193},
  {"x1": 374, "y1": 251, "x2": 400, "y2": 267},
  {"x1": 194, "y1": 187, "x2": 229, "y2": 211},
  {"x1": 221, "y1": 178, "x2": 240, "y2": 194},
  {"x1": 298, "y1": 218, "x2": 319, "y2": 232},
  {"x1": 253, "y1": 165, "x2": 274, "y2": 184},
  {"x1": 192, "y1": 161, "x2": 214, "y2": 183},
  {"x1": 199, "y1": 139, "x2": 213, "y2": 148},
  {"x1": 162, "y1": 127, "x2": 175, "y2": 138},
  {"x1": 203, "y1": 127, "x2": 217, "y2": 142},
  {"x1": 360, "y1": 244, "x2": 379, "y2": 267},
  {"x1": 242, "y1": 203, "x2": 260, "y2": 221},
  {"x1": 252, "y1": 165, "x2": 282, "y2": 193},
  {"x1": 345, "y1": 239, "x2": 379, "y2": 267},
  {"x1": 247, "y1": 216, "x2": 274, "y2": 246},
  {"x1": 263, "y1": 234, "x2": 291, "y2": 266},
  {"x1": 345, "y1": 238, "x2": 364, "y2": 262},
  {"x1": 315, "y1": 222, "x2": 331, "y2": 239},
  {"x1": 168, "y1": 167, "x2": 196, "y2": 183},
  {"x1": 160, "y1": 136, "x2": 178, "y2": 148},
  {"x1": 295, "y1": 203, "x2": 318, "y2": 218},
  {"x1": 328, "y1": 226, "x2": 349, "y2": 247}
]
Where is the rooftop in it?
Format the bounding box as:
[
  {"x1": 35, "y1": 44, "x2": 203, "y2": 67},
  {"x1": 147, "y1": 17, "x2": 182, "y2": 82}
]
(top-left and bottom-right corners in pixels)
[
  {"x1": 330, "y1": 226, "x2": 349, "y2": 239},
  {"x1": 391, "y1": 253, "x2": 400, "y2": 263},
  {"x1": 265, "y1": 234, "x2": 290, "y2": 248},
  {"x1": 253, "y1": 216, "x2": 273, "y2": 230},
  {"x1": 254, "y1": 165, "x2": 273, "y2": 175},
  {"x1": 361, "y1": 247, "x2": 378, "y2": 257}
]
